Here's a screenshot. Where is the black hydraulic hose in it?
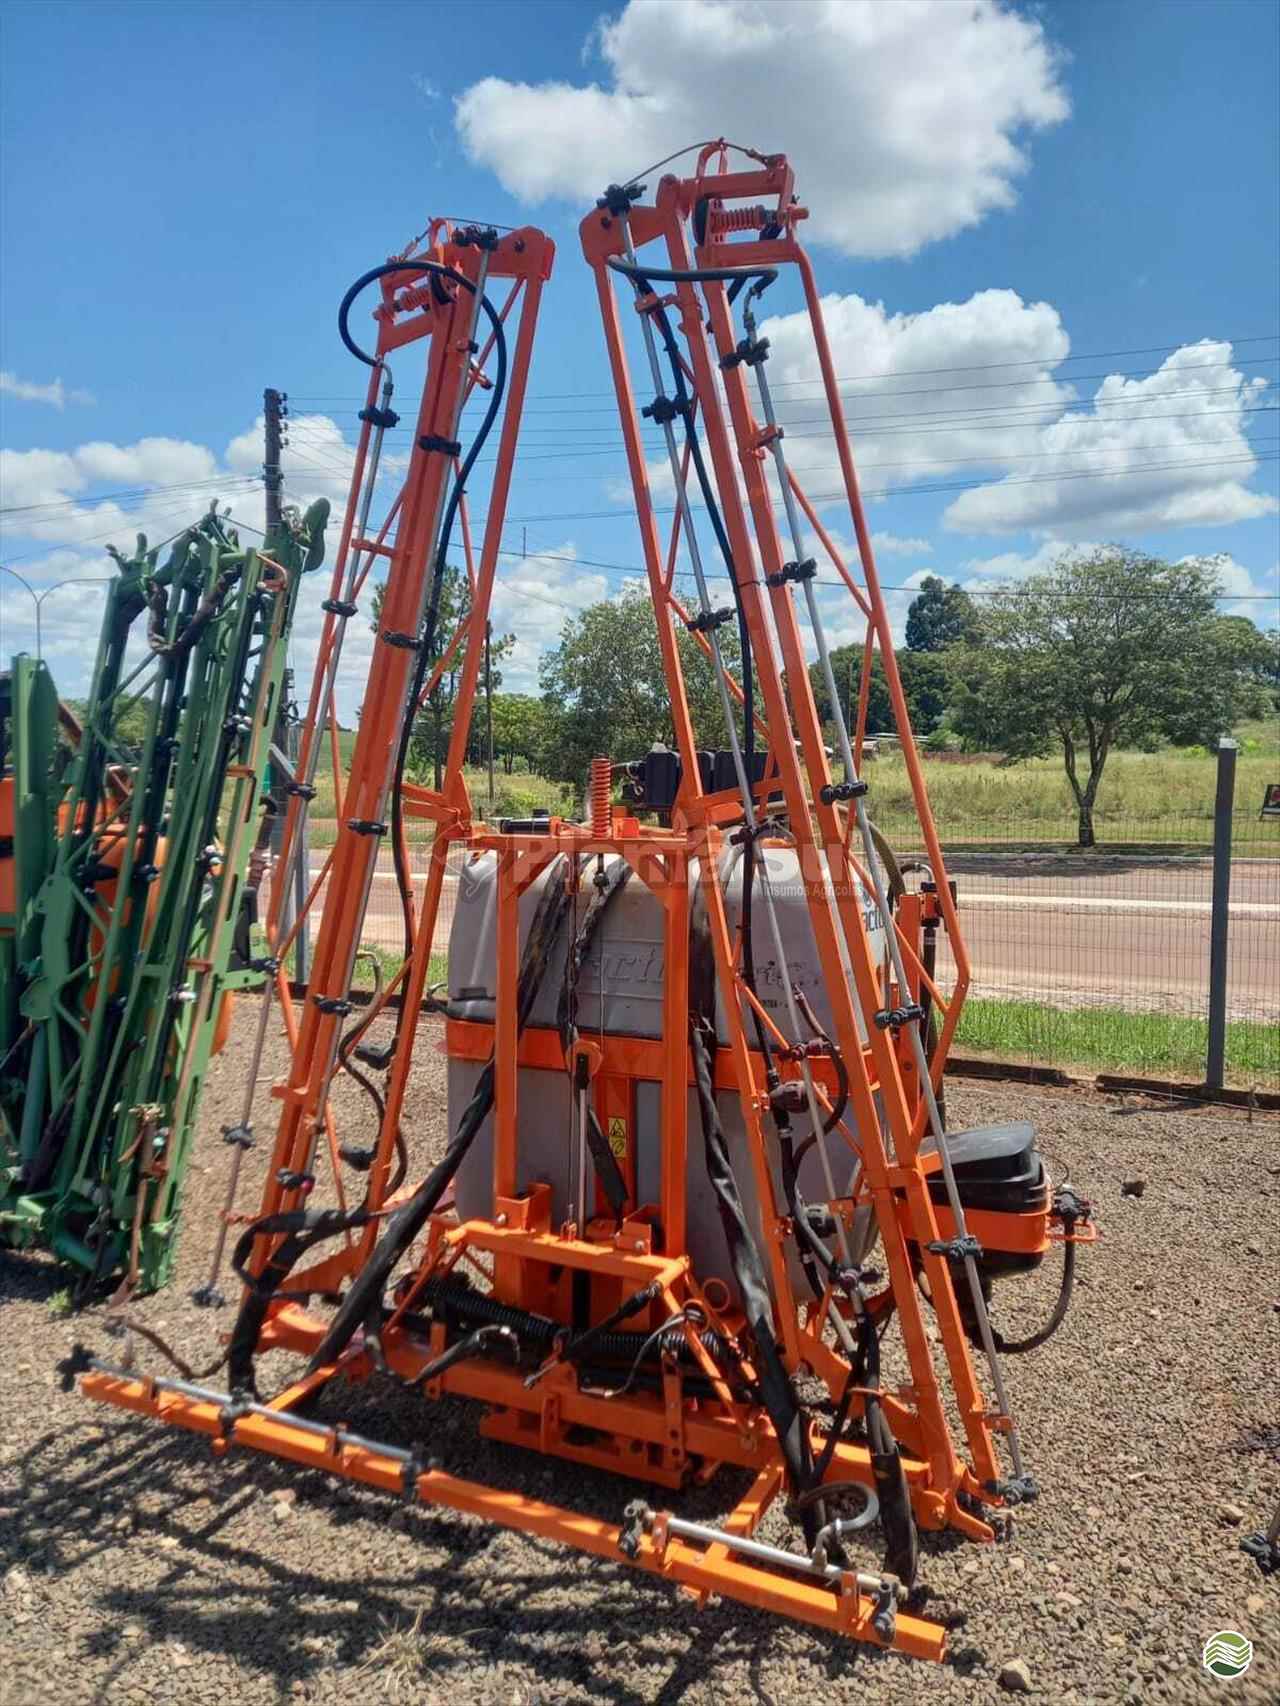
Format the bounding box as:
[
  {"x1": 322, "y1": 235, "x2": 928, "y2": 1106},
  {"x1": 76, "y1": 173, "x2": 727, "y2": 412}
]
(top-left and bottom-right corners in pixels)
[
  {"x1": 227, "y1": 1204, "x2": 378, "y2": 1394},
  {"x1": 335, "y1": 954, "x2": 407, "y2": 1198},
  {"x1": 622, "y1": 263, "x2": 800, "y2": 1252},
  {"x1": 302, "y1": 861, "x2": 570, "y2": 1377},
  {"x1": 605, "y1": 258, "x2": 778, "y2": 293},
  {"x1": 335, "y1": 257, "x2": 509, "y2": 987},
  {"x1": 411, "y1": 1275, "x2": 738, "y2": 1371},
  {"x1": 793, "y1": 987, "x2": 850, "y2": 1139},
  {"x1": 624, "y1": 269, "x2": 753, "y2": 767},
  {"x1": 992, "y1": 1238, "x2": 1077, "y2": 1354},
  {"x1": 390, "y1": 295, "x2": 507, "y2": 986},
  {"x1": 555, "y1": 857, "x2": 632, "y2": 1220}
]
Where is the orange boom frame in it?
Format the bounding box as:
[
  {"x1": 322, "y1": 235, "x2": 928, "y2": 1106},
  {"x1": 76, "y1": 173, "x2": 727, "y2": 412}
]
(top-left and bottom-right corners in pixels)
[{"x1": 77, "y1": 150, "x2": 1094, "y2": 1664}]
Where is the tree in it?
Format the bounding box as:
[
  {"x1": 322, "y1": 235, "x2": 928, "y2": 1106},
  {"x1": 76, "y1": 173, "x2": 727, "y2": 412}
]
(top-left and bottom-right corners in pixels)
[
  {"x1": 538, "y1": 587, "x2": 744, "y2": 787},
  {"x1": 904, "y1": 576, "x2": 979, "y2": 653},
  {"x1": 371, "y1": 569, "x2": 513, "y2": 788},
  {"x1": 948, "y1": 548, "x2": 1271, "y2": 846},
  {"x1": 489, "y1": 693, "x2": 547, "y2": 773},
  {"x1": 811, "y1": 645, "x2": 950, "y2": 737}
]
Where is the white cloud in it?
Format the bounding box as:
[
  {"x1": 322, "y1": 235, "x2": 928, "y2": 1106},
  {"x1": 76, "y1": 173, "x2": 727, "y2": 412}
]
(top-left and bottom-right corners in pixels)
[
  {"x1": 952, "y1": 544, "x2": 1279, "y2": 627},
  {"x1": 1, "y1": 434, "x2": 243, "y2": 550},
  {"x1": 490, "y1": 545, "x2": 611, "y2": 691},
  {"x1": 0, "y1": 416, "x2": 369, "y2": 711},
  {"x1": 943, "y1": 342, "x2": 1277, "y2": 536},
  {"x1": 617, "y1": 312, "x2": 1274, "y2": 545},
  {"x1": 761, "y1": 286, "x2": 1073, "y2": 495},
  {"x1": 959, "y1": 538, "x2": 1100, "y2": 583},
  {"x1": 455, "y1": 0, "x2": 1067, "y2": 260},
  {"x1": 0, "y1": 412, "x2": 596, "y2": 716},
  {"x1": 872, "y1": 532, "x2": 933, "y2": 557},
  {"x1": 1, "y1": 371, "x2": 95, "y2": 408},
  {"x1": 1177, "y1": 552, "x2": 1280, "y2": 622}
]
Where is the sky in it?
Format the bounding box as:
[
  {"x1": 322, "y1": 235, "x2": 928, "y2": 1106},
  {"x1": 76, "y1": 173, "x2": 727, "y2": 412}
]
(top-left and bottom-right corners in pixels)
[{"x1": 1, "y1": 0, "x2": 1277, "y2": 717}]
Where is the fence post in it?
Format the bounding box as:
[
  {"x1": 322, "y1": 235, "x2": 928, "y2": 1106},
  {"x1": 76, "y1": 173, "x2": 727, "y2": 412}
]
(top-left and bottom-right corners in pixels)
[{"x1": 1205, "y1": 738, "x2": 1237, "y2": 1090}]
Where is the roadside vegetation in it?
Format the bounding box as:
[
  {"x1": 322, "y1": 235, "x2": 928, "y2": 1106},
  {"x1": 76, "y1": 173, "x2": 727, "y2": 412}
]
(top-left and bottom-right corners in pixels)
[{"x1": 954, "y1": 996, "x2": 1278, "y2": 1087}]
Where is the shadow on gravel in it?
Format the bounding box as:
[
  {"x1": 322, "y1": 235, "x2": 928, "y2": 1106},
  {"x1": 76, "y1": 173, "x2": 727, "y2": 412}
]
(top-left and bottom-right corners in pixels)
[
  {"x1": 0, "y1": 1398, "x2": 959, "y2": 1703},
  {"x1": 0, "y1": 1248, "x2": 72, "y2": 1307}
]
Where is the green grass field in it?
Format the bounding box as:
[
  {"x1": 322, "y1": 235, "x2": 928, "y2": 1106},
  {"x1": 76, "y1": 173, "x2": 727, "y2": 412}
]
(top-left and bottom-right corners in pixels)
[
  {"x1": 307, "y1": 717, "x2": 1279, "y2": 850},
  {"x1": 953, "y1": 996, "x2": 1278, "y2": 1088},
  {"x1": 865, "y1": 716, "x2": 1279, "y2": 850}
]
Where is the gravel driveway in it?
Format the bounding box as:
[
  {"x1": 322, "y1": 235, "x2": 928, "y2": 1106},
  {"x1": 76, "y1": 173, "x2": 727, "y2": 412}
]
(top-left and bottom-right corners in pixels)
[{"x1": 1, "y1": 1002, "x2": 1276, "y2": 1704}]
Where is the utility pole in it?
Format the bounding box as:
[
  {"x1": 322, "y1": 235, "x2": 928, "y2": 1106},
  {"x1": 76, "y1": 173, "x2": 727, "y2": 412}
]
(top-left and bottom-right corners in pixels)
[
  {"x1": 263, "y1": 387, "x2": 287, "y2": 532},
  {"x1": 485, "y1": 619, "x2": 495, "y2": 805},
  {"x1": 1205, "y1": 737, "x2": 1238, "y2": 1090},
  {"x1": 262, "y1": 388, "x2": 299, "y2": 973}
]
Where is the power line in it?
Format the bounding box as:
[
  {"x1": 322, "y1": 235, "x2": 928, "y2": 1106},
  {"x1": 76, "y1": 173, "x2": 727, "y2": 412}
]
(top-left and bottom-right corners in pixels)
[
  {"x1": 12, "y1": 397, "x2": 1269, "y2": 535},
  {"x1": 277, "y1": 450, "x2": 1280, "y2": 567},
  {"x1": 489, "y1": 546, "x2": 1278, "y2": 603},
  {"x1": 0, "y1": 473, "x2": 259, "y2": 519},
  {"x1": 288, "y1": 395, "x2": 1277, "y2": 458},
  {"x1": 483, "y1": 449, "x2": 1280, "y2": 527},
  {"x1": 284, "y1": 332, "x2": 1280, "y2": 407}
]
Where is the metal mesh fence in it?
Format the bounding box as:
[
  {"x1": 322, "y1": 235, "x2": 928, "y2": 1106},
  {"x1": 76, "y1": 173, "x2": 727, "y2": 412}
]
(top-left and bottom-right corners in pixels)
[{"x1": 292, "y1": 808, "x2": 1279, "y2": 1092}]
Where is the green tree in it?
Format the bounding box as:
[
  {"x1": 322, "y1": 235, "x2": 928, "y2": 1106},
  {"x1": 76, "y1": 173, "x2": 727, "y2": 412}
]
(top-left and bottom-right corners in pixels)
[
  {"x1": 812, "y1": 645, "x2": 950, "y2": 737},
  {"x1": 538, "y1": 587, "x2": 744, "y2": 787},
  {"x1": 371, "y1": 569, "x2": 513, "y2": 788},
  {"x1": 489, "y1": 692, "x2": 548, "y2": 773},
  {"x1": 947, "y1": 548, "x2": 1271, "y2": 846},
  {"x1": 904, "y1": 575, "x2": 979, "y2": 653}
]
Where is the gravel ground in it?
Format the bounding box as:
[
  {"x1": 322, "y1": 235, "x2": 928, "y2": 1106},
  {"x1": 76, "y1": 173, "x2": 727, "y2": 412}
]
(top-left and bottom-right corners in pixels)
[{"x1": 1, "y1": 1000, "x2": 1276, "y2": 1704}]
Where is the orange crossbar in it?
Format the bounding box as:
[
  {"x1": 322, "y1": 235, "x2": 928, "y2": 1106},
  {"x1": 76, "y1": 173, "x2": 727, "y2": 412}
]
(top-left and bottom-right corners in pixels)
[{"x1": 80, "y1": 1367, "x2": 946, "y2": 1661}]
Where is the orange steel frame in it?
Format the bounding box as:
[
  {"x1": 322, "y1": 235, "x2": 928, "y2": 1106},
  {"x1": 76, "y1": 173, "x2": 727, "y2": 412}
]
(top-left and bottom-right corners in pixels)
[{"x1": 78, "y1": 157, "x2": 1083, "y2": 1664}]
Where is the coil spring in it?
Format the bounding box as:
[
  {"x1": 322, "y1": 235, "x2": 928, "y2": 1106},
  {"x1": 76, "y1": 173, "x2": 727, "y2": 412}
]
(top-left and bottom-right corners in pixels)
[
  {"x1": 708, "y1": 204, "x2": 772, "y2": 237},
  {"x1": 589, "y1": 755, "x2": 612, "y2": 837}
]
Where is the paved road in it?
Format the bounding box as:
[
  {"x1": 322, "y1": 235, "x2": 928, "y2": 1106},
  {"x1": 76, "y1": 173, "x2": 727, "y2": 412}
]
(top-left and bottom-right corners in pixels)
[
  {"x1": 936, "y1": 853, "x2": 1278, "y2": 1019},
  {"x1": 292, "y1": 851, "x2": 1279, "y2": 1021}
]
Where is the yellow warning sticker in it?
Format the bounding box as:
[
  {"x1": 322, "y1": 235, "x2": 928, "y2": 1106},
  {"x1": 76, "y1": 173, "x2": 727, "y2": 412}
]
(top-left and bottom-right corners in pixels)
[{"x1": 606, "y1": 1116, "x2": 628, "y2": 1159}]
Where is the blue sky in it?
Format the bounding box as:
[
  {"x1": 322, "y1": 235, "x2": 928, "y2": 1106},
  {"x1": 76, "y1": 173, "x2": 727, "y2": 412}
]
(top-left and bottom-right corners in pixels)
[{"x1": 2, "y1": 0, "x2": 1277, "y2": 709}]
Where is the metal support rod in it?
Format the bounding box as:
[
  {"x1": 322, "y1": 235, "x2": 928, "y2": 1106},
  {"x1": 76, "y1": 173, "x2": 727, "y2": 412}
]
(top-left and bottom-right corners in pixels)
[
  {"x1": 617, "y1": 219, "x2": 852, "y2": 1267},
  {"x1": 485, "y1": 618, "x2": 495, "y2": 806},
  {"x1": 744, "y1": 300, "x2": 1026, "y2": 1476},
  {"x1": 654, "y1": 1512, "x2": 888, "y2": 1592},
  {"x1": 1206, "y1": 737, "x2": 1237, "y2": 1090},
  {"x1": 298, "y1": 250, "x2": 495, "y2": 1184}
]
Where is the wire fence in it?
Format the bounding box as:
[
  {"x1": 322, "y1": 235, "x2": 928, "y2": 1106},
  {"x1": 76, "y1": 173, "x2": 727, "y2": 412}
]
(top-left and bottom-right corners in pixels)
[{"x1": 289, "y1": 803, "x2": 1279, "y2": 1094}]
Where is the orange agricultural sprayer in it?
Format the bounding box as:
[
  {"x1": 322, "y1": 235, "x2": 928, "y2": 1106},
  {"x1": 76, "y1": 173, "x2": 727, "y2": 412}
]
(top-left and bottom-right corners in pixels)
[{"x1": 72, "y1": 147, "x2": 1096, "y2": 1663}]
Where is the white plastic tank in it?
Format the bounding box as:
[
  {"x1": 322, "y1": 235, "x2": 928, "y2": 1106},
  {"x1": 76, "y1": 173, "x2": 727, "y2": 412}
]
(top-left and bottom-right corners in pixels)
[{"x1": 446, "y1": 842, "x2": 888, "y2": 1296}]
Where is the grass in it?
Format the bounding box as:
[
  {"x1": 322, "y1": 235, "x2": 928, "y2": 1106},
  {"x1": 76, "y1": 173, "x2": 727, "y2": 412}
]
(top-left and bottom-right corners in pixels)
[
  {"x1": 954, "y1": 995, "x2": 1279, "y2": 1087},
  {"x1": 351, "y1": 946, "x2": 448, "y2": 993},
  {"x1": 305, "y1": 719, "x2": 1280, "y2": 850},
  {"x1": 863, "y1": 717, "x2": 1280, "y2": 851},
  {"x1": 307, "y1": 752, "x2": 571, "y2": 846}
]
